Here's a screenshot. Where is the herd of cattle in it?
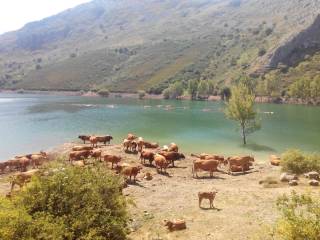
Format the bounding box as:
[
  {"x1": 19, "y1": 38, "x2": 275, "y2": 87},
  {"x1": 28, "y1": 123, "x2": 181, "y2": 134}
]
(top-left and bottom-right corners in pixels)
[
  {"x1": 2, "y1": 133, "x2": 257, "y2": 201},
  {"x1": 69, "y1": 133, "x2": 256, "y2": 182}
]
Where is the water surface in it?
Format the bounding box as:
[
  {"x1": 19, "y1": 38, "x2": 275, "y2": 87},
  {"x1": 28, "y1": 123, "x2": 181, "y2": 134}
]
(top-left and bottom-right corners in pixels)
[{"x1": 0, "y1": 93, "x2": 319, "y2": 162}]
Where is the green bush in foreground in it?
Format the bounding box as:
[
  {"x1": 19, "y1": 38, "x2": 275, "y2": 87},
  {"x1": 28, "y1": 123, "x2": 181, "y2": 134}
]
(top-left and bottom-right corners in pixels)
[
  {"x1": 275, "y1": 191, "x2": 320, "y2": 240},
  {"x1": 281, "y1": 149, "x2": 320, "y2": 174},
  {"x1": 0, "y1": 165, "x2": 128, "y2": 240}
]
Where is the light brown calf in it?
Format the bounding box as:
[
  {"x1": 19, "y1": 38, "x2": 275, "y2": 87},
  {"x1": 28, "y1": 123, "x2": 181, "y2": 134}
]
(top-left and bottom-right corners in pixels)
[
  {"x1": 103, "y1": 155, "x2": 121, "y2": 169},
  {"x1": 198, "y1": 191, "x2": 217, "y2": 208},
  {"x1": 164, "y1": 219, "x2": 186, "y2": 231}
]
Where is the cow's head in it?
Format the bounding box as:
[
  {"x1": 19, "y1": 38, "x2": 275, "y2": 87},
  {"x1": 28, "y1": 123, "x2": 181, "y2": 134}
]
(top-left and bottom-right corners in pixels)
[{"x1": 180, "y1": 153, "x2": 186, "y2": 159}]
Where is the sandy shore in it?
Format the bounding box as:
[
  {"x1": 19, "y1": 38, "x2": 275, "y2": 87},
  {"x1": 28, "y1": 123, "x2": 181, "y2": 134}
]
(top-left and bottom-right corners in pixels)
[{"x1": 1, "y1": 142, "x2": 319, "y2": 240}]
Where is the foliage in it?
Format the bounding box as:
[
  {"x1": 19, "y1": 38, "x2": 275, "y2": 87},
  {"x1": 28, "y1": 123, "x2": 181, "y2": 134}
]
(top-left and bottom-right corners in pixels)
[
  {"x1": 288, "y1": 76, "x2": 320, "y2": 101},
  {"x1": 220, "y1": 87, "x2": 231, "y2": 101},
  {"x1": 281, "y1": 149, "x2": 320, "y2": 174},
  {"x1": 162, "y1": 82, "x2": 184, "y2": 99},
  {"x1": 258, "y1": 48, "x2": 266, "y2": 56},
  {"x1": 188, "y1": 79, "x2": 198, "y2": 99},
  {"x1": 98, "y1": 88, "x2": 110, "y2": 97},
  {"x1": 0, "y1": 165, "x2": 128, "y2": 240},
  {"x1": 275, "y1": 191, "x2": 320, "y2": 240},
  {"x1": 138, "y1": 90, "x2": 146, "y2": 99},
  {"x1": 197, "y1": 80, "x2": 209, "y2": 98},
  {"x1": 225, "y1": 83, "x2": 261, "y2": 144}
]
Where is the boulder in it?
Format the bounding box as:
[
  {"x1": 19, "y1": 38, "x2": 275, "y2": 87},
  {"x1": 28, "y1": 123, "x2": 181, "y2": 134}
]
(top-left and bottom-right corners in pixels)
[
  {"x1": 288, "y1": 180, "x2": 298, "y2": 186},
  {"x1": 280, "y1": 173, "x2": 298, "y2": 182},
  {"x1": 304, "y1": 171, "x2": 319, "y2": 180},
  {"x1": 309, "y1": 180, "x2": 319, "y2": 186}
]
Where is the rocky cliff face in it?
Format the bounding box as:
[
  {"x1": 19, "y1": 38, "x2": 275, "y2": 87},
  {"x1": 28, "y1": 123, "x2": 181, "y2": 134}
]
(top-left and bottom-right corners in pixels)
[{"x1": 267, "y1": 14, "x2": 320, "y2": 69}]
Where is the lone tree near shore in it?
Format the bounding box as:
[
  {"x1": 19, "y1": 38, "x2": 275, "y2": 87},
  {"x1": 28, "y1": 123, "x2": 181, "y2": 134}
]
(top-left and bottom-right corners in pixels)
[{"x1": 225, "y1": 83, "x2": 261, "y2": 144}]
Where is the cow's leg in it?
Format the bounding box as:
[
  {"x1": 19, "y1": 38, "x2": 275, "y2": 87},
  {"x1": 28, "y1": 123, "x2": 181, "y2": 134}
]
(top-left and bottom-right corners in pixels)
[{"x1": 199, "y1": 198, "x2": 201, "y2": 208}]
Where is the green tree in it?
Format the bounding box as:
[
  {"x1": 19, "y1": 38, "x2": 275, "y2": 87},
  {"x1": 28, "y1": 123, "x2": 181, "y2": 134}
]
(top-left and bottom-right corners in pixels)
[
  {"x1": 163, "y1": 82, "x2": 184, "y2": 99},
  {"x1": 138, "y1": 90, "x2": 146, "y2": 99},
  {"x1": 188, "y1": 79, "x2": 198, "y2": 100},
  {"x1": 0, "y1": 165, "x2": 128, "y2": 240},
  {"x1": 98, "y1": 88, "x2": 110, "y2": 97},
  {"x1": 207, "y1": 81, "x2": 215, "y2": 95},
  {"x1": 225, "y1": 83, "x2": 261, "y2": 144},
  {"x1": 220, "y1": 87, "x2": 231, "y2": 101},
  {"x1": 197, "y1": 80, "x2": 209, "y2": 99}
]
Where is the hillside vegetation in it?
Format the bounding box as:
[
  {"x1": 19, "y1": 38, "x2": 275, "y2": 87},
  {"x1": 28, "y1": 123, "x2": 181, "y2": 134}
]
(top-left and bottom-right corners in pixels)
[{"x1": 1, "y1": 0, "x2": 320, "y2": 95}]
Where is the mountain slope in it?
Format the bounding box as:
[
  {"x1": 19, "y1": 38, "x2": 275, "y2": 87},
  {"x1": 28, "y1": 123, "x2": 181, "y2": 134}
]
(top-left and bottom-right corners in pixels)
[{"x1": 0, "y1": 0, "x2": 320, "y2": 93}]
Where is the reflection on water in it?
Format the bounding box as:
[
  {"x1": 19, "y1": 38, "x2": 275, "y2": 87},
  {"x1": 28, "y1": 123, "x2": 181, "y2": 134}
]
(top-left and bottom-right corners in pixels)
[{"x1": 0, "y1": 93, "x2": 319, "y2": 162}]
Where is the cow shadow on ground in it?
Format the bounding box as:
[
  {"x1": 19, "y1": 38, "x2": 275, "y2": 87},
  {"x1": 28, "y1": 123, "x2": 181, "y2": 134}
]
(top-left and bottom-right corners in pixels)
[
  {"x1": 193, "y1": 175, "x2": 226, "y2": 180},
  {"x1": 158, "y1": 172, "x2": 173, "y2": 178},
  {"x1": 229, "y1": 169, "x2": 259, "y2": 176},
  {"x1": 169, "y1": 165, "x2": 188, "y2": 169},
  {"x1": 200, "y1": 206, "x2": 222, "y2": 211},
  {"x1": 126, "y1": 180, "x2": 146, "y2": 188}
]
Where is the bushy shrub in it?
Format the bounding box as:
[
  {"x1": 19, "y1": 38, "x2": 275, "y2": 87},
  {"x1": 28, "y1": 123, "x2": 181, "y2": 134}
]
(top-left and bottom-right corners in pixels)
[
  {"x1": 281, "y1": 149, "x2": 320, "y2": 174},
  {"x1": 0, "y1": 165, "x2": 128, "y2": 240},
  {"x1": 275, "y1": 191, "x2": 320, "y2": 240},
  {"x1": 162, "y1": 82, "x2": 184, "y2": 99},
  {"x1": 98, "y1": 88, "x2": 110, "y2": 97},
  {"x1": 138, "y1": 90, "x2": 146, "y2": 99}
]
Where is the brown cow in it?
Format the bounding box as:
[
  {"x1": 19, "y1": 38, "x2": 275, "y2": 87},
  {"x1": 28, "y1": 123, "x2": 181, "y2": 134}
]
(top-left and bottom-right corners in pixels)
[
  {"x1": 90, "y1": 149, "x2": 102, "y2": 161},
  {"x1": 28, "y1": 153, "x2": 48, "y2": 169},
  {"x1": 270, "y1": 155, "x2": 281, "y2": 166},
  {"x1": 137, "y1": 137, "x2": 144, "y2": 152},
  {"x1": 69, "y1": 150, "x2": 91, "y2": 162},
  {"x1": 164, "y1": 219, "x2": 186, "y2": 231},
  {"x1": 140, "y1": 150, "x2": 155, "y2": 165},
  {"x1": 72, "y1": 146, "x2": 93, "y2": 151},
  {"x1": 192, "y1": 153, "x2": 224, "y2": 163},
  {"x1": 192, "y1": 159, "x2": 219, "y2": 178},
  {"x1": 226, "y1": 156, "x2": 254, "y2": 175},
  {"x1": 127, "y1": 133, "x2": 137, "y2": 141},
  {"x1": 154, "y1": 154, "x2": 170, "y2": 174},
  {"x1": 143, "y1": 142, "x2": 159, "y2": 149},
  {"x1": 7, "y1": 159, "x2": 21, "y2": 171},
  {"x1": 121, "y1": 165, "x2": 142, "y2": 183},
  {"x1": 78, "y1": 135, "x2": 90, "y2": 144},
  {"x1": 14, "y1": 156, "x2": 31, "y2": 172},
  {"x1": 198, "y1": 191, "x2": 218, "y2": 208},
  {"x1": 10, "y1": 169, "x2": 39, "y2": 193},
  {"x1": 0, "y1": 161, "x2": 9, "y2": 174},
  {"x1": 103, "y1": 155, "x2": 121, "y2": 169},
  {"x1": 89, "y1": 136, "x2": 99, "y2": 148},
  {"x1": 168, "y1": 143, "x2": 179, "y2": 152},
  {"x1": 96, "y1": 135, "x2": 113, "y2": 145},
  {"x1": 159, "y1": 151, "x2": 185, "y2": 167}
]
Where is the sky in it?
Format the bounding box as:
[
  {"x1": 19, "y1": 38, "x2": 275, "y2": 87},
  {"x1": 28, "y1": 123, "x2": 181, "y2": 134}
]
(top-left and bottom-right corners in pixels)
[{"x1": 0, "y1": 0, "x2": 91, "y2": 34}]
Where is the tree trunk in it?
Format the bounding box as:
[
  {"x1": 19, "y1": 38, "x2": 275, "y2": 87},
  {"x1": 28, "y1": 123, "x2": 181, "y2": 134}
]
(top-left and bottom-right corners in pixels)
[{"x1": 241, "y1": 124, "x2": 247, "y2": 145}]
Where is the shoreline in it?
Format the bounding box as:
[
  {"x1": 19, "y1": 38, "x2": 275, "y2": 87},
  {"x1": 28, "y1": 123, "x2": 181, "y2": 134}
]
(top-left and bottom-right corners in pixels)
[{"x1": 1, "y1": 89, "x2": 319, "y2": 106}]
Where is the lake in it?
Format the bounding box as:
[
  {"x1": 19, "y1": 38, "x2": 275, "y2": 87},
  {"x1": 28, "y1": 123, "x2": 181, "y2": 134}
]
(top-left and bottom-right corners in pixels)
[{"x1": 0, "y1": 93, "x2": 319, "y2": 162}]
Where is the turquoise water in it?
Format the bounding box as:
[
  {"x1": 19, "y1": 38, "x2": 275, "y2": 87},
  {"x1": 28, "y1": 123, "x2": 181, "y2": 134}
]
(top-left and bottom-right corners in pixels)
[{"x1": 0, "y1": 93, "x2": 319, "y2": 162}]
